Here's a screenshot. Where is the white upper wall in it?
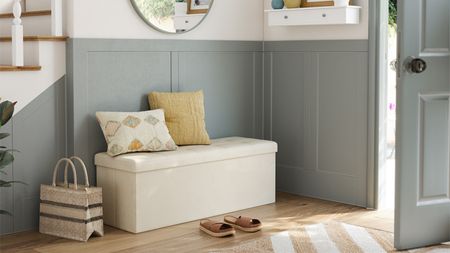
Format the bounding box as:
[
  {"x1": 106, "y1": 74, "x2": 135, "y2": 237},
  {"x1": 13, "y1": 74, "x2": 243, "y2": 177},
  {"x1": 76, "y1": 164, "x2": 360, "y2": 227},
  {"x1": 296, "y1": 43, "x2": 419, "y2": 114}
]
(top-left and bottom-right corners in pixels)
[
  {"x1": 0, "y1": 0, "x2": 51, "y2": 12},
  {"x1": 0, "y1": 0, "x2": 13, "y2": 13},
  {"x1": 264, "y1": 0, "x2": 369, "y2": 41},
  {"x1": 2, "y1": 0, "x2": 368, "y2": 41},
  {"x1": 65, "y1": 0, "x2": 264, "y2": 41}
]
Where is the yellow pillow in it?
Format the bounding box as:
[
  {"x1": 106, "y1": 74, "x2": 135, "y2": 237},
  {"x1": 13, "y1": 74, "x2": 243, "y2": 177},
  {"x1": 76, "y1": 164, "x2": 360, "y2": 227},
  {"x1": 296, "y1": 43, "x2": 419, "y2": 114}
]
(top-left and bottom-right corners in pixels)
[{"x1": 148, "y1": 90, "x2": 211, "y2": 145}]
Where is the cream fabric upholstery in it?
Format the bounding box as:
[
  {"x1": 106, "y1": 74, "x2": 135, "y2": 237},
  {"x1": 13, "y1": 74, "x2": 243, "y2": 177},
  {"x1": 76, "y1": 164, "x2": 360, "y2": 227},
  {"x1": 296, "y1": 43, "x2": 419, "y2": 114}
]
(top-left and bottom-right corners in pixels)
[
  {"x1": 95, "y1": 137, "x2": 278, "y2": 233},
  {"x1": 95, "y1": 137, "x2": 277, "y2": 172}
]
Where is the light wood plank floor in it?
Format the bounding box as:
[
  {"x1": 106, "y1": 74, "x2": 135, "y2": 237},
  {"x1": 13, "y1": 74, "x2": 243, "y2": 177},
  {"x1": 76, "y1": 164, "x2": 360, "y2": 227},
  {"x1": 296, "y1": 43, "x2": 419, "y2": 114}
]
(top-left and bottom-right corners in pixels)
[{"x1": 0, "y1": 192, "x2": 394, "y2": 253}]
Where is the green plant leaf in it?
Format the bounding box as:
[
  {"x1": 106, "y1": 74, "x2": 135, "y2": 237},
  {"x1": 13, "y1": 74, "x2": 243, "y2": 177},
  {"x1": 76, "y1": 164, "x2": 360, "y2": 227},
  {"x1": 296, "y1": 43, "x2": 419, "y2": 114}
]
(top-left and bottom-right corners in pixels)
[
  {"x1": 0, "y1": 180, "x2": 11, "y2": 187},
  {"x1": 0, "y1": 180, "x2": 27, "y2": 187},
  {"x1": 0, "y1": 150, "x2": 14, "y2": 169},
  {"x1": 389, "y1": 0, "x2": 397, "y2": 26},
  {"x1": 0, "y1": 170, "x2": 7, "y2": 175},
  {"x1": 0, "y1": 210, "x2": 12, "y2": 216},
  {"x1": 2, "y1": 149, "x2": 18, "y2": 152},
  {"x1": 0, "y1": 133, "x2": 10, "y2": 140},
  {"x1": 0, "y1": 101, "x2": 16, "y2": 126}
]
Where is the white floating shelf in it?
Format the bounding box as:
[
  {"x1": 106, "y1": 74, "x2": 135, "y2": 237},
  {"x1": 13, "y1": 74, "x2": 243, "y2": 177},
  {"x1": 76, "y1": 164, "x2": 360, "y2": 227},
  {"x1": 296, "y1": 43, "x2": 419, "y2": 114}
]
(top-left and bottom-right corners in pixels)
[{"x1": 265, "y1": 6, "x2": 361, "y2": 26}]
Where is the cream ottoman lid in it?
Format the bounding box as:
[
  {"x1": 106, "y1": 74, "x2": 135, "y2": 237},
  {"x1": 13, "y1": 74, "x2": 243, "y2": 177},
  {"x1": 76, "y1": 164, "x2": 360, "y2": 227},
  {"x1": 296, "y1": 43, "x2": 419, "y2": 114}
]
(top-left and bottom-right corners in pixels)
[{"x1": 95, "y1": 137, "x2": 278, "y2": 173}]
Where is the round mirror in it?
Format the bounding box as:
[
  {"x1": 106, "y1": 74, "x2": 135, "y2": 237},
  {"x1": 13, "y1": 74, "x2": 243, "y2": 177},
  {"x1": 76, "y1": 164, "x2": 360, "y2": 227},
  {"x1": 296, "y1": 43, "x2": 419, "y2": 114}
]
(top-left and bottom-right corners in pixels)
[{"x1": 131, "y1": 0, "x2": 214, "y2": 34}]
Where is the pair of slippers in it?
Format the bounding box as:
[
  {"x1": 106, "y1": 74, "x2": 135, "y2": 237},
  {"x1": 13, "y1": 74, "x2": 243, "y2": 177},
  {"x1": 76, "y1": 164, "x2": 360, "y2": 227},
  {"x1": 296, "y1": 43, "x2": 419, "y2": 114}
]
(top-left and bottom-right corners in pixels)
[{"x1": 199, "y1": 215, "x2": 262, "y2": 237}]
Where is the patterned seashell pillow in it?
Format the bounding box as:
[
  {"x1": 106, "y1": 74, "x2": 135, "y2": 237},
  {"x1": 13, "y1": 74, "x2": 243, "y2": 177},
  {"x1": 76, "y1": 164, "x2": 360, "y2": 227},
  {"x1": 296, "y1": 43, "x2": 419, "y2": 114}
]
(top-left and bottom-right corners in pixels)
[{"x1": 96, "y1": 109, "x2": 177, "y2": 156}]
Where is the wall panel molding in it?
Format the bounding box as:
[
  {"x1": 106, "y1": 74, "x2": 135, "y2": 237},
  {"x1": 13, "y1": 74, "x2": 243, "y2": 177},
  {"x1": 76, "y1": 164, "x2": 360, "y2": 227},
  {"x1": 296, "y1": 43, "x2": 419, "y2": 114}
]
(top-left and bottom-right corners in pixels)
[
  {"x1": 264, "y1": 40, "x2": 369, "y2": 52},
  {"x1": 3, "y1": 39, "x2": 371, "y2": 234},
  {"x1": 67, "y1": 39, "x2": 264, "y2": 183},
  {"x1": 0, "y1": 77, "x2": 66, "y2": 234},
  {"x1": 264, "y1": 40, "x2": 369, "y2": 207},
  {"x1": 0, "y1": 123, "x2": 13, "y2": 234}
]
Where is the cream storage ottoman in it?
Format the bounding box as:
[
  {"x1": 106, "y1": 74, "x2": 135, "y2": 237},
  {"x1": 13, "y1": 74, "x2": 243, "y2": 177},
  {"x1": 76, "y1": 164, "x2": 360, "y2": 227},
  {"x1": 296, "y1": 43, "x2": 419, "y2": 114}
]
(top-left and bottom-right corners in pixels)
[{"x1": 95, "y1": 137, "x2": 277, "y2": 233}]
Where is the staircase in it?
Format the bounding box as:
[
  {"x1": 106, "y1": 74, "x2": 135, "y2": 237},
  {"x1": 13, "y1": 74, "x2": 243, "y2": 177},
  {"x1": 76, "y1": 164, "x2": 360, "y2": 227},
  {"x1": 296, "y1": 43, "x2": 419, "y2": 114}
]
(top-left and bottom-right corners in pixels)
[{"x1": 0, "y1": 0, "x2": 66, "y2": 114}]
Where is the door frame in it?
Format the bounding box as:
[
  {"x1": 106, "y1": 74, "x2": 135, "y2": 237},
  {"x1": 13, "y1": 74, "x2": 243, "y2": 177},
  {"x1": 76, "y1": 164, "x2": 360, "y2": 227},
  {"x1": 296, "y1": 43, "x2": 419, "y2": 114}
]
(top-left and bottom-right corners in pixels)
[{"x1": 367, "y1": 0, "x2": 386, "y2": 209}]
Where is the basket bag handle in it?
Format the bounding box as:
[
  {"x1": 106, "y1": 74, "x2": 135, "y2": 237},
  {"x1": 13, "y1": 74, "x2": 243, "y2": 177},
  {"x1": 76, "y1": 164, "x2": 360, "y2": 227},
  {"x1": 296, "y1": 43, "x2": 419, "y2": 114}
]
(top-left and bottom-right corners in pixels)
[
  {"x1": 52, "y1": 158, "x2": 78, "y2": 190},
  {"x1": 63, "y1": 156, "x2": 90, "y2": 188}
]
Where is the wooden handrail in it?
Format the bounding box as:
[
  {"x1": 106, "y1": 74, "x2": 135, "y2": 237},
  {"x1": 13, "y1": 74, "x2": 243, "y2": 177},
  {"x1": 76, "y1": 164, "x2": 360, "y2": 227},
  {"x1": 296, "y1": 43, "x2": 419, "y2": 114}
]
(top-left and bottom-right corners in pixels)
[
  {"x1": 0, "y1": 35, "x2": 68, "y2": 42},
  {"x1": 0, "y1": 10, "x2": 51, "y2": 19},
  {"x1": 0, "y1": 65, "x2": 41, "y2": 71}
]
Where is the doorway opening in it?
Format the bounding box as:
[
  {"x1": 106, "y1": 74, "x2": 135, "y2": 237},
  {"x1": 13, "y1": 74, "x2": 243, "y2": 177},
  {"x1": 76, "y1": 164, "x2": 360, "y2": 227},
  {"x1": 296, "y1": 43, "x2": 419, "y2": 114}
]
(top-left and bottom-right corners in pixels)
[{"x1": 378, "y1": 0, "x2": 397, "y2": 211}]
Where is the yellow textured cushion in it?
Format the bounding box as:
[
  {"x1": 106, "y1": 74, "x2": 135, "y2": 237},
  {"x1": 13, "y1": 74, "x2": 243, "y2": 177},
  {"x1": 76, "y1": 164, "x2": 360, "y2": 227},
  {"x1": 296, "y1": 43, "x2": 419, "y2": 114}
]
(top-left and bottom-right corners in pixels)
[{"x1": 148, "y1": 91, "x2": 211, "y2": 145}]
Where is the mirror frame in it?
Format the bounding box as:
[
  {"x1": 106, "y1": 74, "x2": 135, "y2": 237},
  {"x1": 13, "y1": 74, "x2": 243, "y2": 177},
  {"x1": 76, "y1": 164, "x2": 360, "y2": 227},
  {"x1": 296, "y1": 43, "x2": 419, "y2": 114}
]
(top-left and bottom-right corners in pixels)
[{"x1": 130, "y1": 0, "x2": 214, "y2": 34}]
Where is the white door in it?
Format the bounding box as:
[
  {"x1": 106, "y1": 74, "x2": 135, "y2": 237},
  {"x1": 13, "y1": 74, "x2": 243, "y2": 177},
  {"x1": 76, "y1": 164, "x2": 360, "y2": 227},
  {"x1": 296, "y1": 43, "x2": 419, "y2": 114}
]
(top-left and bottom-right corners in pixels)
[{"x1": 395, "y1": 0, "x2": 450, "y2": 250}]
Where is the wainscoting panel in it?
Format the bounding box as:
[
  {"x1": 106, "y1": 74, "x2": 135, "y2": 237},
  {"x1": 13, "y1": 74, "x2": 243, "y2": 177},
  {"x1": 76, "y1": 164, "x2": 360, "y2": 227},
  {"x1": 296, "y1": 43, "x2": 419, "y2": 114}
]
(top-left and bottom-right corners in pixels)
[
  {"x1": 0, "y1": 38, "x2": 372, "y2": 235},
  {"x1": 317, "y1": 52, "x2": 368, "y2": 177},
  {"x1": 264, "y1": 40, "x2": 369, "y2": 207},
  {"x1": 85, "y1": 51, "x2": 172, "y2": 182},
  {"x1": 0, "y1": 77, "x2": 66, "y2": 234},
  {"x1": 178, "y1": 52, "x2": 263, "y2": 139},
  {"x1": 271, "y1": 52, "x2": 307, "y2": 168},
  {"x1": 2, "y1": 39, "x2": 372, "y2": 234},
  {"x1": 0, "y1": 123, "x2": 13, "y2": 234},
  {"x1": 67, "y1": 39, "x2": 264, "y2": 183}
]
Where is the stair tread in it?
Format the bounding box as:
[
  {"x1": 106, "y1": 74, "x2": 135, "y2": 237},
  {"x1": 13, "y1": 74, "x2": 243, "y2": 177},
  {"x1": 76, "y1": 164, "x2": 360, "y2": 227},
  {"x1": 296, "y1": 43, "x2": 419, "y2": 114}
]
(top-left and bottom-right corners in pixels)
[
  {"x1": 0, "y1": 65, "x2": 42, "y2": 71},
  {"x1": 0, "y1": 36, "x2": 68, "y2": 42},
  {"x1": 0, "y1": 10, "x2": 51, "y2": 19}
]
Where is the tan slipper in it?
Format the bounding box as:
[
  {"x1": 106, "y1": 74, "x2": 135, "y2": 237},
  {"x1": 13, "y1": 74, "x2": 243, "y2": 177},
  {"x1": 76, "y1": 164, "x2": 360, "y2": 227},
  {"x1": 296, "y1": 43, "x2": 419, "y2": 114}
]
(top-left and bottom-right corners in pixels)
[
  {"x1": 224, "y1": 215, "x2": 262, "y2": 232},
  {"x1": 199, "y1": 219, "x2": 236, "y2": 237}
]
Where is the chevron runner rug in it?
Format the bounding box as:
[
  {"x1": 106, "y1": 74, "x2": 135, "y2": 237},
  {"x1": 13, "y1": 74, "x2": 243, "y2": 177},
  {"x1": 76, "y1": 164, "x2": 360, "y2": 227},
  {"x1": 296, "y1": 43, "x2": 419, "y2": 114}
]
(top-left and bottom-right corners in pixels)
[{"x1": 210, "y1": 222, "x2": 450, "y2": 253}]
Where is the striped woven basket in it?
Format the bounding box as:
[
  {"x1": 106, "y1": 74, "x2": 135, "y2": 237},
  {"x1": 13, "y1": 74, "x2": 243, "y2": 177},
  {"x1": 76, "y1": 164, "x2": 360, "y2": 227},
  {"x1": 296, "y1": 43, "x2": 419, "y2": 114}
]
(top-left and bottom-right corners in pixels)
[{"x1": 39, "y1": 157, "x2": 104, "y2": 242}]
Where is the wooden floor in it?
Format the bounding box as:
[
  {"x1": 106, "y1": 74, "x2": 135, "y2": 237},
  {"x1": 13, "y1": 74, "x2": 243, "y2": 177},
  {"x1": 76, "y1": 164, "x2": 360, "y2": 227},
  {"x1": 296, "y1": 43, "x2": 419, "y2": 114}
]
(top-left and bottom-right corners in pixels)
[{"x1": 0, "y1": 192, "x2": 394, "y2": 253}]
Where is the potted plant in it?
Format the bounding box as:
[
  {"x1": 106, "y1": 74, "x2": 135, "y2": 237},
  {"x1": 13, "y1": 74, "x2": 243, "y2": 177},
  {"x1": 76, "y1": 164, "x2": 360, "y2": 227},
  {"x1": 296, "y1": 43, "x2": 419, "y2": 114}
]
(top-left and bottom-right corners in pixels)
[
  {"x1": 0, "y1": 99, "x2": 24, "y2": 216},
  {"x1": 175, "y1": 0, "x2": 187, "y2": 16}
]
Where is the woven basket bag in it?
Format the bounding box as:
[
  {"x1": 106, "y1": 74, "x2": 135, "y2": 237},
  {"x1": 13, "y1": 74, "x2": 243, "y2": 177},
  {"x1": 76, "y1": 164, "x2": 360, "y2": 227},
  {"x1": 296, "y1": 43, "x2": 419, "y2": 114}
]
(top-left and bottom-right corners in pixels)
[{"x1": 39, "y1": 157, "x2": 104, "y2": 242}]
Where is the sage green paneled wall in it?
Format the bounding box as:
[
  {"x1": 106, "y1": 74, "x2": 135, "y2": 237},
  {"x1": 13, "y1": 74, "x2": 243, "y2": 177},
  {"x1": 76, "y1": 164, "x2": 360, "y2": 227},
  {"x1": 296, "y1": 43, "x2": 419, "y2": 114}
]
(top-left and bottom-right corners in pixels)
[
  {"x1": 1, "y1": 38, "x2": 370, "y2": 234},
  {"x1": 67, "y1": 39, "x2": 369, "y2": 207},
  {"x1": 264, "y1": 40, "x2": 369, "y2": 206},
  {"x1": 0, "y1": 122, "x2": 13, "y2": 234},
  {"x1": 0, "y1": 77, "x2": 66, "y2": 234},
  {"x1": 67, "y1": 39, "x2": 264, "y2": 183}
]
